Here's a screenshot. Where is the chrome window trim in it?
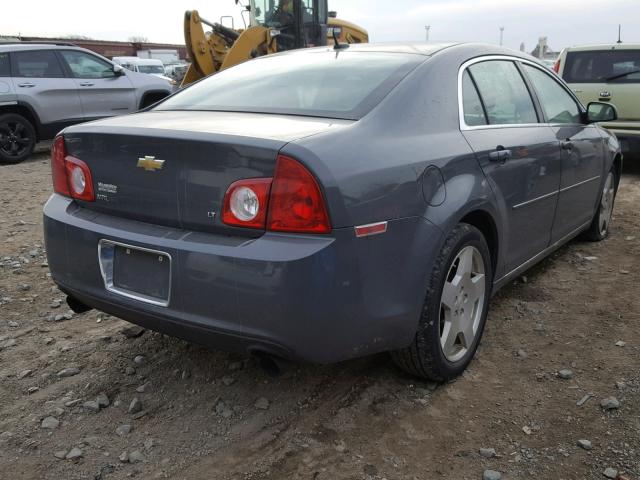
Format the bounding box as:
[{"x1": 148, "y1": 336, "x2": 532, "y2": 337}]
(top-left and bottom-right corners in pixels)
[
  {"x1": 458, "y1": 55, "x2": 586, "y2": 131},
  {"x1": 98, "y1": 239, "x2": 172, "y2": 308}
]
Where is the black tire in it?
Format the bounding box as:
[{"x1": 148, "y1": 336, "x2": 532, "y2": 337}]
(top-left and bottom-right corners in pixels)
[
  {"x1": 584, "y1": 168, "x2": 618, "y2": 242},
  {"x1": 391, "y1": 223, "x2": 493, "y2": 381},
  {"x1": 0, "y1": 113, "x2": 36, "y2": 164}
]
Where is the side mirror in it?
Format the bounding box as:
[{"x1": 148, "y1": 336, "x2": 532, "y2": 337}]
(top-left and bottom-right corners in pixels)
[
  {"x1": 586, "y1": 102, "x2": 617, "y2": 123},
  {"x1": 113, "y1": 64, "x2": 125, "y2": 76}
]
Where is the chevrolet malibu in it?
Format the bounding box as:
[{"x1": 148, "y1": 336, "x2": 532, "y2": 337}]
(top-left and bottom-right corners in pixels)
[{"x1": 43, "y1": 43, "x2": 621, "y2": 380}]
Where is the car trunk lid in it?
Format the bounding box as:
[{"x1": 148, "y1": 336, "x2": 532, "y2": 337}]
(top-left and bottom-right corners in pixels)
[{"x1": 63, "y1": 111, "x2": 352, "y2": 234}]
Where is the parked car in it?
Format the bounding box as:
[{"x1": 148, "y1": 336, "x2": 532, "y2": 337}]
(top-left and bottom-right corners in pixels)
[
  {"x1": 555, "y1": 43, "x2": 640, "y2": 158},
  {"x1": 43, "y1": 43, "x2": 621, "y2": 380},
  {"x1": 0, "y1": 43, "x2": 173, "y2": 164},
  {"x1": 112, "y1": 56, "x2": 177, "y2": 87}
]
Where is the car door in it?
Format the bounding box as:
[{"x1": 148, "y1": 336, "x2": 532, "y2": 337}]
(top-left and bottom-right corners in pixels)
[
  {"x1": 521, "y1": 63, "x2": 604, "y2": 242},
  {"x1": 57, "y1": 50, "x2": 136, "y2": 120},
  {"x1": 460, "y1": 59, "x2": 562, "y2": 273},
  {"x1": 10, "y1": 49, "x2": 83, "y2": 128}
]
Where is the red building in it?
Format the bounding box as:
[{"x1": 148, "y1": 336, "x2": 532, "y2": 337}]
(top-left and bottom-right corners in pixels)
[{"x1": 14, "y1": 36, "x2": 188, "y2": 61}]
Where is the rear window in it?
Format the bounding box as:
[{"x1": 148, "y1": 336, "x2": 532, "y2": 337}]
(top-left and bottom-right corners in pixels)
[
  {"x1": 156, "y1": 51, "x2": 423, "y2": 119},
  {"x1": 563, "y1": 50, "x2": 640, "y2": 84}
]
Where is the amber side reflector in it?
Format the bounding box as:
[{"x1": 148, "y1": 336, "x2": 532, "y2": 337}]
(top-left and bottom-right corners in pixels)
[{"x1": 354, "y1": 221, "x2": 388, "y2": 238}]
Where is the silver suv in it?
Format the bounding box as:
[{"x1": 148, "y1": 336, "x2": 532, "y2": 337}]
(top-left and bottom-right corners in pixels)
[{"x1": 0, "y1": 43, "x2": 173, "y2": 164}]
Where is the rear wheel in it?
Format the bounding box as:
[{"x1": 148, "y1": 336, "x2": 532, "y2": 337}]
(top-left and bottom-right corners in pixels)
[
  {"x1": 0, "y1": 113, "x2": 36, "y2": 164},
  {"x1": 391, "y1": 223, "x2": 493, "y2": 381},
  {"x1": 585, "y1": 169, "x2": 617, "y2": 241}
]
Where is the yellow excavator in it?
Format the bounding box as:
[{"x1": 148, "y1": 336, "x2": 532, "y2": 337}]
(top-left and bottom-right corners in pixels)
[{"x1": 181, "y1": 0, "x2": 369, "y2": 86}]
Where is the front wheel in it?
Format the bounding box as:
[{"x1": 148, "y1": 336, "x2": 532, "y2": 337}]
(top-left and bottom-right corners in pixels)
[
  {"x1": 391, "y1": 223, "x2": 493, "y2": 381},
  {"x1": 585, "y1": 169, "x2": 617, "y2": 242}
]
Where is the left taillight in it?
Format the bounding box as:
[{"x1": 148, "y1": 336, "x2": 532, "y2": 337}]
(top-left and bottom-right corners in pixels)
[{"x1": 50, "y1": 135, "x2": 95, "y2": 202}]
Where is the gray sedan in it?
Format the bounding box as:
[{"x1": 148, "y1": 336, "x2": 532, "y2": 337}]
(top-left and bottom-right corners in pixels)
[{"x1": 43, "y1": 43, "x2": 621, "y2": 380}]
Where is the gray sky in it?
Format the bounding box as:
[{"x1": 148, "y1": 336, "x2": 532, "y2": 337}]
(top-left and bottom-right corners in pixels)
[{"x1": 1, "y1": 0, "x2": 638, "y2": 52}]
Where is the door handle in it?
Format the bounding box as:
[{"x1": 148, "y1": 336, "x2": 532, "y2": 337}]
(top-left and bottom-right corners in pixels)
[
  {"x1": 79, "y1": 82, "x2": 95, "y2": 87},
  {"x1": 489, "y1": 147, "x2": 512, "y2": 162},
  {"x1": 17, "y1": 82, "x2": 35, "y2": 88},
  {"x1": 561, "y1": 141, "x2": 574, "y2": 151}
]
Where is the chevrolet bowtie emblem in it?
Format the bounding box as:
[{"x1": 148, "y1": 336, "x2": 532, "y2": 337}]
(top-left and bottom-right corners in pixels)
[{"x1": 137, "y1": 156, "x2": 165, "y2": 172}]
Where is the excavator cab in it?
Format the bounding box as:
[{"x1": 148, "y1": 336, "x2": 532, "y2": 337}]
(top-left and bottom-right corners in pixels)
[
  {"x1": 181, "y1": 0, "x2": 366, "y2": 86},
  {"x1": 251, "y1": 0, "x2": 328, "y2": 50}
]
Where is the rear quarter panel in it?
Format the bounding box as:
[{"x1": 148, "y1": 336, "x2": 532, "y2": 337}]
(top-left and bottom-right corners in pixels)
[{"x1": 291, "y1": 46, "x2": 504, "y2": 275}]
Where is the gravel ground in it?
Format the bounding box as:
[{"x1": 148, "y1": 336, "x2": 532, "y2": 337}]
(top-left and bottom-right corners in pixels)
[{"x1": 0, "y1": 148, "x2": 639, "y2": 480}]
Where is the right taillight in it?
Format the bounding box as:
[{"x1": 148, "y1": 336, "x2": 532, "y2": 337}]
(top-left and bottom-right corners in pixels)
[
  {"x1": 221, "y1": 154, "x2": 332, "y2": 234},
  {"x1": 50, "y1": 135, "x2": 95, "y2": 202},
  {"x1": 553, "y1": 59, "x2": 560, "y2": 73},
  {"x1": 267, "y1": 155, "x2": 331, "y2": 234}
]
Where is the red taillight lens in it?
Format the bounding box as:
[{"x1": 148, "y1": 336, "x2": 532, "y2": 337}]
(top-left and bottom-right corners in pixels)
[
  {"x1": 50, "y1": 135, "x2": 95, "y2": 201},
  {"x1": 65, "y1": 156, "x2": 95, "y2": 201},
  {"x1": 222, "y1": 178, "x2": 272, "y2": 229},
  {"x1": 267, "y1": 155, "x2": 331, "y2": 234},
  {"x1": 51, "y1": 136, "x2": 70, "y2": 197},
  {"x1": 553, "y1": 59, "x2": 560, "y2": 73}
]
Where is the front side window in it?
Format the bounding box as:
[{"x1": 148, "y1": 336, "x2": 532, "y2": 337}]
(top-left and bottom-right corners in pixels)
[
  {"x1": 0, "y1": 52, "x2": 10, "y2": 77},
  {"x1": 563, "y1": 50, "x2": 640, "y2": 84},
  {"x1": 462, "y1": 71, "x2": 487, "y2": 126},
  {"x1": 523, "y1": 64, "x2": 581, "y2": 124},
  {"x1": 12, "y1": 50, "x2": 64, "y2": 78},
  {"x1": 468, "y1": 60, "x2": 538, "y2": 125},
  {"x1": 60, "y1": 51, "x2": 115, "y2": 79},
  {"x1": 156, "y1": 51, "x2": 422, "y2": 120}
]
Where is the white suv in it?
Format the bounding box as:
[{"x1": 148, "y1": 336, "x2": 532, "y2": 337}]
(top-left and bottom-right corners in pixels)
[{"x1": 0, "y1": 43, "x2": 173, "y2": 164}]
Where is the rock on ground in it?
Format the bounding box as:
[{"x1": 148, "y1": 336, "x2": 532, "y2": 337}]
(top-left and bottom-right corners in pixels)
[{"x1": 483, "y1": 470, "x2": 502, "y2": 480}]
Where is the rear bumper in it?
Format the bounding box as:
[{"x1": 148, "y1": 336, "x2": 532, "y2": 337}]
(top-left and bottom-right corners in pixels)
[{"x1": 43, "y1": 194, "x2": 443, "y2": 363}]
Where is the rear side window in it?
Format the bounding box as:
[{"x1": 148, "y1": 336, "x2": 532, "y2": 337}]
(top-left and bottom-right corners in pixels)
[
  {"x1": 522, "y1": 64, "x2": 581, "y2": 124},
  {"x1": 12, "y1": 50, "x2": 64, "y2": 78},
  {"x1": 468, "y1": 60, "x2": 538, "y2": 125},
  {"x1": 461, "y1": 71, "x2": 487, "y2": 126},
  {"x1": 564, "y1": 50, "x2": 640, "y2": 83},
  {"x1": 156, "y1": 51, "x2": 423, "y2": 120},
  {"x1": 0, "y1": 53, "x2": 10, "y2": 77}
]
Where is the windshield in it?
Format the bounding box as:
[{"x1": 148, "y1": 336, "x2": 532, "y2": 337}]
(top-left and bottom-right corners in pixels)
[
  {"x1": 563, "y1": 49, "x2": 640, "y2": 84},
  {"x1": 138, "y1": 65, "x2": 165, "y2": 75},
  {"x1": 254, "y1": 0, "x2": 294, "y2": 27},
  {"x1": 155, "y1": 51, "x2": 422, "y2": 120}
]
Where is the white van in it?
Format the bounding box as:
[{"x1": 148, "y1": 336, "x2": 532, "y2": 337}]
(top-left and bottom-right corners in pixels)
[{"x1": 112, "y1": 57, "x2": 176, "y2": 87}]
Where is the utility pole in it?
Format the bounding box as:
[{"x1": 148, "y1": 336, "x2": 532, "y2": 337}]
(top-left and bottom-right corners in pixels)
[
  {"x1": 425, "y1": 25, "x2": 431, "y2": 42},
  {"x1": 617, "y1": 24, "x2": 622, "y2": 44},
  {"x1": 499, "y1": 26, "x2": 505, "y2": 46}
]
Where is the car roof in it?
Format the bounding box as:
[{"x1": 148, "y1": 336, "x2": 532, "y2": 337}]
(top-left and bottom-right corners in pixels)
[
  {"x1": 273, "y1": 42, "x2": 542, "y2": 64},
  {"x1": 0, "y1": 43, "x2": 75, "y2": 52},
  {"x1": 563, "y1": 43, "x2": 640, "y2": 52}
]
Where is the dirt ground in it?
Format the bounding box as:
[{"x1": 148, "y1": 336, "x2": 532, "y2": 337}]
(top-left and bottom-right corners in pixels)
[{"x1": 0, "y1": 146, "x2": 639, "y2": 480}]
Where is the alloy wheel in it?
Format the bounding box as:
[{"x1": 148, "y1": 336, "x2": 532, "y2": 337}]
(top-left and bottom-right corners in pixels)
[
  {"x1": 439, "y1": 245, "x2": 486, "y2": 363},
  {"x1": 0, "y1": 120, "x2": 31, "y2": 158},
  {"x1": 598, "y1": 172, "x2": 615, "y2": 237}
]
